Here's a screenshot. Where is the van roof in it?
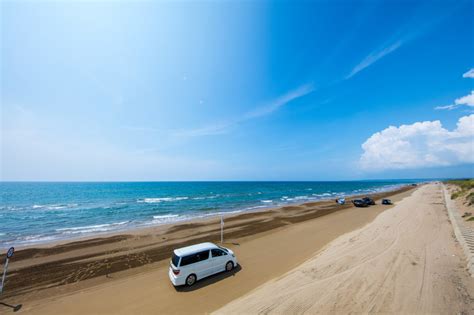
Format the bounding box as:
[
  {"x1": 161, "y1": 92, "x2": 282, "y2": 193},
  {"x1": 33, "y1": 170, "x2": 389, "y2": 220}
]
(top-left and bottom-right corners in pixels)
[{"x1": 174, "y1": 242, "x2": 218, "y2": 256}]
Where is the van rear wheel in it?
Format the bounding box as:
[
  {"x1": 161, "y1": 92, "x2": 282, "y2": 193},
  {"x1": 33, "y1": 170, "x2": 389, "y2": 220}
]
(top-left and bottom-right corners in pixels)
[
  {"x1": 186, "y1": 274, "x2": 196, "y2": 286},
  {"x1": 225, "y1": 261, "x2": 234, "y2": 272}
]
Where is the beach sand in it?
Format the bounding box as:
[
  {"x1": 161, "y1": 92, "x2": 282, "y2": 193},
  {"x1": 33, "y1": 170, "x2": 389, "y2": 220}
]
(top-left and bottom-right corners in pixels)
[
  {"x1": 216, "y1": 183, "x2": 474, "y2": 314},
  {"x1": 0, "y1": 187, "x2": 414, "y2": 314}
]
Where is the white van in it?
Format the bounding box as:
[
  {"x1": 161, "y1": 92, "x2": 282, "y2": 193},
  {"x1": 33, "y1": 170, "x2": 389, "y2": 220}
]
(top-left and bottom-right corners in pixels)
[{"x1": 168, "y1": 242, "x2": 238, "y2": 286}]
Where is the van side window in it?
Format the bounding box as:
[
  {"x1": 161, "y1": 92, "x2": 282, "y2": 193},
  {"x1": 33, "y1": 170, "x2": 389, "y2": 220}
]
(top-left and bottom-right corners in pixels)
[
  {"x1": 211, "y1": 249, "x2": 227, "y2": 257},
  {"x1": 196, "y1": 250, "x2": 209, "y2": 261},
  {"x1": 180, "y1": 254, "x2": 199, "y2": 266},
  {"x1": 178, "y1": 250, "x2": 210, "y2": 266}
]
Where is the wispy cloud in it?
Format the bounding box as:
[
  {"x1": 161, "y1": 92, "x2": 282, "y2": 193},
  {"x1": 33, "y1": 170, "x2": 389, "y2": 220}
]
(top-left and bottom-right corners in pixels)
[
  {"x1": 173, "y1": 122, "x2": 232, "y2": 138},
  {"x1": 345, "y1": 4, "x2": 457, "y2": 81},
  {"x1": 174, "y1": 83, "x2": 315, "y2": 138},
  {"x1": 435, "y1": 70, "x2": 474, "y2": 110},
  {"x1": 463, "y1": 68, "x2": 474, "y2": 78},
  {"x1": 435, "y1": 91, "x2": 474, "y2": 110},
  {"x1": 435, "y1": 104, "x2": 458, "y2": 111},
  {"x1": 345, "y1": 40, "x2": 403, "y2": 79},
  {"x1": 243, "y1": 84, "x2": 315, "y2": 119}
]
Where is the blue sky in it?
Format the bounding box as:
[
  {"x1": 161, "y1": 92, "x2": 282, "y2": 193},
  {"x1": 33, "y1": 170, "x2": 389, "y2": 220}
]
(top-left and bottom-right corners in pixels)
[{"x1": 1, "y1": 0, "x2": 473, "y2": 181}]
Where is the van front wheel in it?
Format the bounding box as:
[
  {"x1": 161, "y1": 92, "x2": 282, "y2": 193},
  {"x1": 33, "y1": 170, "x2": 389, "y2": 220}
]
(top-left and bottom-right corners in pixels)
[
  {"x1": 186, "y1": 274, "x2": 196, "y2": 286},
  {"x1": 225, "y1": 261, "x2": 234, "y2": 272}
]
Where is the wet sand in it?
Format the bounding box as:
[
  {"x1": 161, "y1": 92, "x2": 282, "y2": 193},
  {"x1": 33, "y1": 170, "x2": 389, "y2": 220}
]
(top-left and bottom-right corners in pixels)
[{"x1": 1, "y1": 187, "x2": 413, "y2": 314}]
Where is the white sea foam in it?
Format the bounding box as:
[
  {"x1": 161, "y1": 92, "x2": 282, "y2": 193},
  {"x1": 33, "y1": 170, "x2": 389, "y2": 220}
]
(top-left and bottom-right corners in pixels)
[
  {"x1": 153, "y1": 214, "x2": 179, "y2": 219},
  {"x1": 32, "y1": 204, "x2": 78, "y2": 210},
  {"x1": 56, "y1": 221, "x2": 129, "y2": 234},
  {"x1": 151, "y1": 214, "x2": 185, "y2": 224},
  {"x1": 18, "y1": 234, "x2": 58, "y2": 244},
  {"x1": 138, "y1": 197, "x2": 189, "y2": 203},
  {"x1": 192, "y1": 195, "x2": 219, "y2": 200},
  {"x1": 294, "y1": 195, "x2": 309, "y2": 200},
  {"x1": 261, "y1": 200, "x2": 273, "y2": 203},
  {"x1": 245, "y1": 205, "x2": 267, "y2": 210}
]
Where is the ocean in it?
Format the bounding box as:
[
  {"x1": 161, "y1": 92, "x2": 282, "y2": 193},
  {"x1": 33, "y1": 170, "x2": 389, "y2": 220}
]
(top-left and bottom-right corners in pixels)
[{"x1": 0, "y1": 180, "x2": 422, "y2": 249}]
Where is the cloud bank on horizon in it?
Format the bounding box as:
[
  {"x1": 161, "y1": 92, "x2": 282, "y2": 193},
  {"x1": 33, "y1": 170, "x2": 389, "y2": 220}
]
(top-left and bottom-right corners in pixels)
[
  {"x1": 360, "y1": 114, "x2": 474, "y2": 171},
  {"x1": 361, "y1": 68, "x2": 474, "y2": 172}
]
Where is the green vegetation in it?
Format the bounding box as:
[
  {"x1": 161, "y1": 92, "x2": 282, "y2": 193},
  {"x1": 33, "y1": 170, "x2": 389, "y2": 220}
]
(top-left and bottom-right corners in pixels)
[
  {"x1": 467, "y1": 217, "x2": 474, "y2": 222},
  {"x1": 446, "y1": 179, "x2": 474, "y2": 205},
  {"x1": 451, "y1": 191, "x2": 462, "y2": 200},
  {"x1": 446, "y1": 179, "x2": 474, "y2": 190},
  {"x1": 468, "y1": 192, "x2": 474, "y2": 206}
]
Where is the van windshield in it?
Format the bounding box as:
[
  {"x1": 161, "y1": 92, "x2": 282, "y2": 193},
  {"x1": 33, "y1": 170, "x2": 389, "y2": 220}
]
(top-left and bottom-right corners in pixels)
[
  {"x1": 218, "y1": 246, "x2": 228, "y2": 253},
  {"x1": 171, "y1": 253, "x2": 180, "y2": 267}
]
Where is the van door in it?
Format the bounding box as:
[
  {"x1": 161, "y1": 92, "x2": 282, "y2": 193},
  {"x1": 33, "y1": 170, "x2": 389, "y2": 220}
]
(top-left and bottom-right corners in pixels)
[
  {"x1": 194, "y1": 250, "x2": 212, "y2": 278},
  {"x1": 210, "y1": 248, "x2": 229, "y2": 273}
]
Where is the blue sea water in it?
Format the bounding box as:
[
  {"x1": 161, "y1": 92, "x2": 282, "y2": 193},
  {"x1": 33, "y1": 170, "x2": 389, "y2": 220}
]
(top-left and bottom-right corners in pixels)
[{"x1": 0, "y1": 180, "x2": 422, "y2": 249}]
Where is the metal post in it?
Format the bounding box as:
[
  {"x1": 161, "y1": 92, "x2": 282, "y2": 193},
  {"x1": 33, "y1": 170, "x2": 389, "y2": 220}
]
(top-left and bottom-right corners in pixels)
[
  {"x1": 1, "y1": 247, "x2": 14, "y2": 294},
  {"x1": 0, "y1": 258, "x2": 9, "y2": 294},
  {"x1": 220, "y1": 215, "x2": 224, "y2": 243}
]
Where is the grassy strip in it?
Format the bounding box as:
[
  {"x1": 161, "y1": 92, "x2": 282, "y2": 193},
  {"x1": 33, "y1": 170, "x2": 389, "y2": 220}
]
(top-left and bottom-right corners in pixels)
[{"x1": 446, "y1": 179, "x2": 474, "y2": 205}]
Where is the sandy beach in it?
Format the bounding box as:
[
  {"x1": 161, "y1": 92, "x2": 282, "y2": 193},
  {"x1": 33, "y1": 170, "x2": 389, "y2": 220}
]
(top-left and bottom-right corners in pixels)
[
  {"x1": 217, "y1": 183, "x2": 474, "y2": 314},
  {"x1": 0, "y1": 187, "x2": 413, "y2": 313},
  {"x1": 3, "y1": 0, "x2": 473, "y2": 313},
  {"x1": 1, "y1": 183, "x2": 472, "y2": 314}
]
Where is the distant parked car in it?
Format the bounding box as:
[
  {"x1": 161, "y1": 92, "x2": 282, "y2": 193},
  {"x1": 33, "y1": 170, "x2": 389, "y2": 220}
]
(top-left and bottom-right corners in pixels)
[
  {"x1": 382, "y1": 199, "x2": 392, "y2": 205},
  {"x1": 352, "y1": 199, "x2": 369, "y2": 207},
  {"x1": 169, "y1": 242, "x2": 238, "y2": 287},
  {"x1": 362, "y1": 197, "x2": 375, "y2": 205}
]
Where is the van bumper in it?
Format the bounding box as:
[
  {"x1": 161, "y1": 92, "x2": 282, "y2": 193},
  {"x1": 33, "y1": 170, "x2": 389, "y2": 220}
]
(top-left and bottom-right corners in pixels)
[{"x1": 168, "y1": 268, "x2": 185, "y2": 286}]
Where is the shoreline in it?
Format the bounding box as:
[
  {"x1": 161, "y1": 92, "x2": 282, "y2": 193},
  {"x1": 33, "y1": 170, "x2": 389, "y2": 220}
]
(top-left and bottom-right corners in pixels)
[
  {"x1": 3, "y1": 185, "x2": 419, "y2": 314},
  {"x1": 1, "y1": 185, "x2": 415, "y2": 301},
  {"x1": 3, "y1": 183, "x2": 415, "y2": 251}
]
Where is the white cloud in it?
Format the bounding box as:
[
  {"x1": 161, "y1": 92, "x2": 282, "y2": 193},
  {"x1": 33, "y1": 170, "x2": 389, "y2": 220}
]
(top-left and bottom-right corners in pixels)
[
  {"x1": 174, "y1": 83, "x2": 315, "y2": 138},
  {"x1": 455, "y1": 91, "x2": 474, "y2": 106},
  {"x1": 243, "y1": 84, "x2": 315, "y2": 119},
  {"x1": 463, "y1": 68, "x2": 474, "y2": 78},
  {"x1": 345, "y1": 41, "x2": 402, "y2": 79},
  {"x1": 436, "y1": 91, "x2": 474, "y2": 110},
  {"x1": 435, "y1": 104, "x2": 458, "y2": 110},
  {"x1": 436, "y1": 68, "x2": 474, "y2": 110},
  {"x1": 360, "y1": 115, "x2": 474, "y2": 170}
]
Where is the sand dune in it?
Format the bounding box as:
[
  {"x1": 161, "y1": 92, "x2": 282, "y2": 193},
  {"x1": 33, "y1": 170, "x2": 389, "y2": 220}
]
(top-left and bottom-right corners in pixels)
[{"x1": 216, "y1": 183, "x2": 474, "y2": 314}]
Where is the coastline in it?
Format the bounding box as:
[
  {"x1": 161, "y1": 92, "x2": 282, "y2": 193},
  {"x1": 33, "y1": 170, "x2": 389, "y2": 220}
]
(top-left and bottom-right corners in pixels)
[
  {"x1": 1, "y1": 185, "x2": 414, "y2": 302},
  {"x1": 4, "y1": 183, "x2": 415, "y2": 251}
]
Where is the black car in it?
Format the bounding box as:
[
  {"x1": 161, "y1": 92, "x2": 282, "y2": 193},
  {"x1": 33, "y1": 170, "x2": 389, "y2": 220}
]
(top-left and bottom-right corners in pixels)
[
  {"x1": 352, "y1": 199, "x2": 369, "y2": 207},
  {"x1": 382, "y1": 199, "x2": 392, "y2": 205},
  {"x1": 362, "y1": 197, "x2": 375, "y2": 205}
]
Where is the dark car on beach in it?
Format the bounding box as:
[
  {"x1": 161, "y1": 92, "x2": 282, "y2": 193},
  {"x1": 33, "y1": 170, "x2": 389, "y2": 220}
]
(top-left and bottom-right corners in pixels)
[
  {"x1": 352, "y1": 199, "x2": 369, "y2": 207},
  {"x1": 362, "y1": 197, "x2": 375, "y2": 205}
]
